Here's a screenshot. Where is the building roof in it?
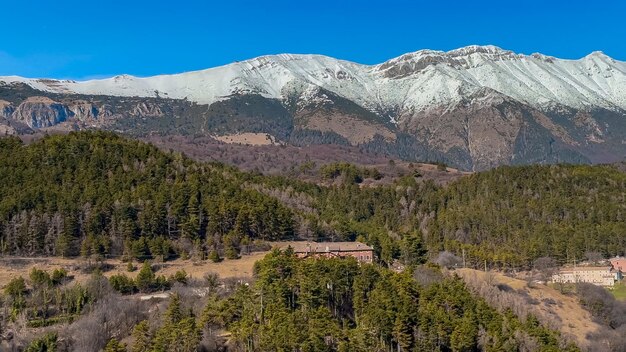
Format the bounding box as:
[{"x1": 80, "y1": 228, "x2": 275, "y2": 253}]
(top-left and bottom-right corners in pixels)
[
  {"x1": 559, "y1": 266, "x2": 613, "y2": 273},
  {"x1": 285, "y1": 241, "x2": 374, "y2": 253}
]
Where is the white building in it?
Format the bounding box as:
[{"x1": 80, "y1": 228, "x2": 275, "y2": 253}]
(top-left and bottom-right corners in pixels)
[{"x1": 551, "y1": 266, "x2": 616, "y2": 287}]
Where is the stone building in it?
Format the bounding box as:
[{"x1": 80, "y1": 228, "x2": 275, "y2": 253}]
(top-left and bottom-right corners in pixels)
[
  {"x1": 551, "y1": 266, "x2": 617, "y2": 287},
  {"x1": 286, "y1": 241, "x2": 375, "y2": 264}
]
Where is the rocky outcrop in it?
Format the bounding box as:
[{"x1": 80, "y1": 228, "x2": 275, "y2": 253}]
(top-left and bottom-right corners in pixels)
[
  {"x1": 3, "y1": 96, "x2": 112, "y2": 129},
  {"x1": 397, "y1": 89, "x2": 593, "y2": 170},
  {"x1": 67, "y1": 100, "x2": 99, "y2": 121},
  {"x1": 12, "y1": 97, "x2": 71, "y2": 128},
  {"x1": 0, "y1": 100, "x2": 15, "y2": 119},
  {"x1": 0, "y1": 121, "x2": 17, "y2": 135},
  {"x1": 131, "y1": 102, "x2": 163, "y2": 117}
]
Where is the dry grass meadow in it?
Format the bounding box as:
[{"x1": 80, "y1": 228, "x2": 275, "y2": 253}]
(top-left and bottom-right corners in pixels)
[
  {"x1": 456, "y1": 268, "x2": 601, "y2": 349},
  {"x1": 0, "y1": 251, "x2": 269, "y2": 288}
]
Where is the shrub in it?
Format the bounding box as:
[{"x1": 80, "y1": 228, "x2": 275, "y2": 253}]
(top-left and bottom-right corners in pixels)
[
  {"x1": 109, "y1": 274, "x2": 136, "y2": 295},
  {"x1": 29, "y1": 267, "x2": 52, "y2": 288},
  {"x1": 5, "y1": 276, "x2": 27, "y2": 297},
  {"x1": 155, "y1": 275, "x2": 171, "y2": 291},
  {"x1": 51, "y1": 268, "x2": 68, "y2": 285},
  {"x1": 25, "y1": 332, "x2": 58, "y2": 352},
  {"x1": 208, "y1": 249, "x2": 222, "y2": 263},
  {"x1": 170, "y1": 270, "x2": 189, "y2": 285},
  {"x1": 225, "y1": 247, "x2": 239, "y2": 260}
]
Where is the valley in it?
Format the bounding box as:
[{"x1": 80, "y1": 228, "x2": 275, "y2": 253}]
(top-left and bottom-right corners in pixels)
[
  {"x1": 0, "y1": 132, "x2": 624, "y2": 351},
  {"x1": 3, "y1": 1, "x2": 626, "y2": 350}
]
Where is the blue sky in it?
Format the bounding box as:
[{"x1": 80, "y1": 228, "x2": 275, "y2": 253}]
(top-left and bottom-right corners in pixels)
[{"x1": 2, "y1": 0, "x2": 625, "y2": 79}]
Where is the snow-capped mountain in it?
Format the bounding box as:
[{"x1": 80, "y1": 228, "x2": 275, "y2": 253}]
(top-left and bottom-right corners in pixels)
[
  {"x1": 3, "y1": 45, "x2": 626, "y2": 113},
  {"x1": 1, "y1": 45, "x2": 625, "y2": 170}
]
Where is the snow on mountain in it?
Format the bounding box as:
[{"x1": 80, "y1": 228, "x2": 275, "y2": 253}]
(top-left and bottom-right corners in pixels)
[{"x1": 2, "y1": 45, "x2": 626, "y2": 120}]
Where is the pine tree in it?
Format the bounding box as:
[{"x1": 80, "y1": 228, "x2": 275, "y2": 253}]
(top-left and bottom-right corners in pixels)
[
  {"x1": 400, "y1": 231, "x2": 428, "y2": 267},
  {"x1": 131, "y1": 320, "x2": 152, "y2": 352},
  {"x1": 165, "y1": 293, "x2": 183, "y2": 324},
  {"x1": 208, "y1": 249, "x2": 222, "y2": 263},
  {"x1": 104, "y1": 338, "x2": 127, "y2": 352},
  {"x1": 136, "y1": 261, "x2": 155, "y2": 293},
  {"x1": 393, "y1": 311, "x2": 414, "y2": 351}
]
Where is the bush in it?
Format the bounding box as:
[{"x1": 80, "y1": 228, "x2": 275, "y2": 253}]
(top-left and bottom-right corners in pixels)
[
  {"x1": 104, "y1": 338, "x2": 127, "y2": 352},
  {"x1": 25, "y1": 332, "x2": 58, "y2": 352},
  {"x1": 5, "y1": 276, "x2": 27, "y2": 297},
  {"x1": 170, "y1": 270, "x2": 189, "y2": 285},
  {"x1": 109, "y1": 274, "x2": 136, "y2": 295},
  {"x1": 203, "y1": 272, "x2": 220, "y2": 291},
  {"x1": 208, "y1": 249, "x2": 222, "y2": 263},
  {"x1": 224, "y1": 246, "x2": 239, "y2": 260},
  {"x1": 51, "y1": 268, "x2": 68, "y2": 285},
  {"x1": 30, "y1": 267, "x2": 52, "y2": 288},
  {"x1": 155, "y1": 275, "x2": 171, "y2": 291}
]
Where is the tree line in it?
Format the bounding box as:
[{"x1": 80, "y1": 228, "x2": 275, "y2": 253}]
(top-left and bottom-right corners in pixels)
[
  {"x1": 15, "y1": 251, "x2": 579, "y2": 351},
  {"x1": 0, "y1": 132, "x2": 295, "y2": 261},
  {"x1": 1, "y1": 132, "x2": 624, "y2": 270}
]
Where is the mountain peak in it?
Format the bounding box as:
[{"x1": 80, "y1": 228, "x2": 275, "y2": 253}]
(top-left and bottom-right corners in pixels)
[
  {"x1": 587, "y1": 50, "x2": 607, "y2": 57},
  {"x1": 375, "y1": 45, "x2": 522, "y2": 78},
  {"x1": 445, "y1": 44, "x2": 511, "y2": 56}
]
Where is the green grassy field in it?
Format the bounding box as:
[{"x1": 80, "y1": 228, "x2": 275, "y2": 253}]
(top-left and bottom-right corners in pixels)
[{"x1": 611, "y1": 281, "x2": 626, "y2": 300}]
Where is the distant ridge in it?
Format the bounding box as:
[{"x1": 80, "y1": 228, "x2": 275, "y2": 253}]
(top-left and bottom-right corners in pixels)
[{"x1": 1, "y1": 45, "x2": 625, "y2": 171}]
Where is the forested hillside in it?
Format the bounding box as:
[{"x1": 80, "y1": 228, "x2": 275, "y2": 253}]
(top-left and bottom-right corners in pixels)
[
  {"x1": 0, "y1": 132, "x2": 295, "y2": 259},
  {"x1": 1, "y1": 132, "x2": 623, "y2": 351},
  {"x1": 6, "y1": 251, "x2": 579, "y2": 351},
  {"x1": 1, "y1": 132, "x2": 624, "y2": 270},
  {"x1": 192, "y1": 250, "x2": 578, "y2": 351},
  {"x1": 263, "y1": 163, "x2": 626, "y2": 269},
  {"x1": 426, "y1": 165, "x2": 626, "y2": 268}
]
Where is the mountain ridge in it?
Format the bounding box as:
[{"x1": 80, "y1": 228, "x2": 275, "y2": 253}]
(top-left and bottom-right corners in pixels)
[
  {"x1": 3, "y1": 45, "x2": 626, "y2": 111},
  {"x1": 1, "y1": 45, "x2": 625, "y2": 171}
]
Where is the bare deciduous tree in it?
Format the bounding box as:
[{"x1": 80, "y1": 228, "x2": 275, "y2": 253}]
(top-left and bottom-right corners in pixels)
[
  {"x1": 434, "y1": 251, "x2": 462, "y2": 269},
  {"x1": 532, "y1": 257, "x2": 557, "y2": 283},
  {"x1": 584, "y1": 251, "x2": 605, "y2": 264},
  {"x1": 66, "y1": 296, "x2": 149, "y2": 352}
]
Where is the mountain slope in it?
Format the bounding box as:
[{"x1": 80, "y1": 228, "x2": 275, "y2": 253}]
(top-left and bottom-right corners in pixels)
[
  {"x1": 4, "y1": 45, "x2": 626, "y2": 112},
  {"x1": 1, "y1": 45, "x2": 625, "y2": 170}
]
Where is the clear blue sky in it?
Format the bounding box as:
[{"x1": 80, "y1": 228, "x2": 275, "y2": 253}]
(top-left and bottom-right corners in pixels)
[{"x1": 2, "y1": 0, "x2": 625, "y2": 79}]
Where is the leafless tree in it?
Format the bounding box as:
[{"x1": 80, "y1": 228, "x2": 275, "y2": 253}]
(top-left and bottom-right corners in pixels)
[
  {"x1": 584, "y1": 251, "x2": 605, "y2": 264},
  {"x1": 65, "y1": 295, "x2": 149, "y2": 352},
  {"x1": 532, "y1": 256, "x2": 557, "y2": 282},
  {"x1": 434, "y1": 251, "x2": 462, "y2": 269},
  {"x1": 413, "y1": 265, "x2": 443, "y2": 287},
  {"x1": 576, "y1": 283, "x2": 626, "y2": 328}
]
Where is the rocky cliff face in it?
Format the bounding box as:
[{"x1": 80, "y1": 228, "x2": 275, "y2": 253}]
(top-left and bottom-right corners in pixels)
[
  {"x1": 0, "y1": 100, "x2": 15, "y2": 119},
  {"x1": 11, "y1": 97, "x2": 73, "y2": 128},
  {"x1": 0, "y1": 86, "x2": 166, "y2": 130}
]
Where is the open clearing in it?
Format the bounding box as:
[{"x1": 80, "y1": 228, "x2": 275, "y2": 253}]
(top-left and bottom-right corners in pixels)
[
  {"x1": 611, "y1": 281, "x2": 626, "y2": 300},
  {"x1": 213, "y1": 133, "x2": 280, "y2": 146},
  {"x1": 456, "y1": 268, "x2": 601, "y2": 350},
  {"x1": 0, "y1": 252, "x2": 268, "y2": 287}
]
